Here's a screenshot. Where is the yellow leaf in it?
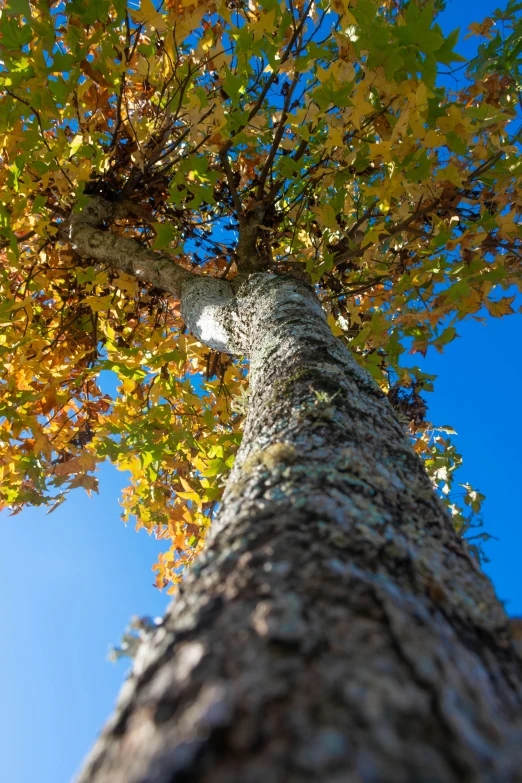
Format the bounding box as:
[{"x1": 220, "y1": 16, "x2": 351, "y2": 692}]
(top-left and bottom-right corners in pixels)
[
  {"x1": 4, "y1": 296, "x2": 33, "y2": 312},
  {"x1": 176, "y1": 491, "x2": 201, "y2": 505},
  {"x1": 391, "y1": 108, "x2": 410, "y2": 142},
  {"x1": 54, "y1": 454, "x2": 96, "y2": 476},
  {"x1": 435, "y1": 163, "x2": 463, "y2": 187},
  {"x1": 83, "y1": 295, "x2": 113, "y2": 312},
  {"x1": 121, "y1": 377, "x2": 136, "y2": 394},
  {"x1": 69, "y1": 134, "x2": 83, "y2": 157},
  {"x1": 414, "y1": 82, "x2": 428, "y2": 112},
  {"x1": 423, "y1": 129, "x2": 446, "y2": 148},
  {"x1": 317, "y1": 66, "x2": 331, "y2": 84},
  {"x1": 327, "y1": 314, "x2": 343, "y2": 337},
  {"x1": 331, "y1": 0, "x2": 356, "y2": 23},
  {"x1": 131, "y1": 0, "x2": 169, "y2": 31},
  {"x1": 179, "y1": 476, "x2": 196, "y2": 493},
  {"x1": 326, "y1": 126, "x2": 345, "y2": 148},
  {"x1": 254, "y1": 9, "x2": 276, "y2": 34},
  {"x1": 349, "y1": 96, "x2": 375, "y2": 130},
  {"x1": 496, "y1": 210, "x2": 519, "y2": 237}
]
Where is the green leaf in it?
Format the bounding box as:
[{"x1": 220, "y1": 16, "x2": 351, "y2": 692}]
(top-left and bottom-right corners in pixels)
[
  {"x1": 52, "y1": 52, "x2": 77, "y2": 73},
  {"x1": 66, "y1": 0, "x2": 112, "y2": 25},
  {"x1": 152, "y1": 223, "x2": 178, "y2": 250},
  {"x1": 0, "y1": 16, "x2": 33, "y2": 49},
  {"x1": 433, "y1": 325, "x2": 459, "y2": 351},
  {"x1": 434, "y1": 28, "x2": 467, "y2": 65},
  {"x1": 222, "y1": 69, "x2": 245, "y2": 106},
  {"x1": 3, "y1": 0, "x2": 31, "y2": 17}
]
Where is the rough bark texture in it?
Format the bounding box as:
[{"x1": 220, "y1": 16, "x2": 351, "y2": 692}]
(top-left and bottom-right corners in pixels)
[{"x1": 75, "y1": 273, "x2": 522, "y2": 783}]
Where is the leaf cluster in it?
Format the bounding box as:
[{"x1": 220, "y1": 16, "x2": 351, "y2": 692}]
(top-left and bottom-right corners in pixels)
[{"x1": 0, "y1": 0, "x2": 521, "y2": 586}]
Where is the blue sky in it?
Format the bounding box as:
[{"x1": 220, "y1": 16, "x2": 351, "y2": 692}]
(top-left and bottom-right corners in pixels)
[{"x1": 1, "y1": 2, "x2": 521, "y2": 783}]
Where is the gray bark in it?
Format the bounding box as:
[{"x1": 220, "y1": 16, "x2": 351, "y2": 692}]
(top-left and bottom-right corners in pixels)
[{"x1": 74, "y1": 271, "x2": 522, "y2": 783}]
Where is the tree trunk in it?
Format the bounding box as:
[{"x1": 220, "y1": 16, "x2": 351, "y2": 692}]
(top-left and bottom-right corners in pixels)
[{"x1": 76, "y1": 273, "x2": 522, "y2": 783}]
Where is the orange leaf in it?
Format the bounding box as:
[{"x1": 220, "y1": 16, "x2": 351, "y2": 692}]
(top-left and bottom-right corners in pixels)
[{"x1": 484, "y1": 296, "x2": 515, "y2": 318}]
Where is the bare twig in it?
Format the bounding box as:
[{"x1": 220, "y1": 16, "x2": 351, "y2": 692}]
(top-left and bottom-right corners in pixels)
[{"x1": 219, "y1": 150, "x2": 243, "y2": 215}]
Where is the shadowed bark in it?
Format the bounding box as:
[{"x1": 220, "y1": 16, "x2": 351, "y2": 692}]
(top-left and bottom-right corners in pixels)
[{"x1": 74, "y1": 271, "x2": 522, "y2": 783}]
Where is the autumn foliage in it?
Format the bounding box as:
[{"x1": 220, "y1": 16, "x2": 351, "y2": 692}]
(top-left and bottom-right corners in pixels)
[{"x1": 0, "y1": 0, "x2": 521, "y2": 589}]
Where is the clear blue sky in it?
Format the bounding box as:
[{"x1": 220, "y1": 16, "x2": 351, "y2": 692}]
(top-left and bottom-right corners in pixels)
[{"x1": 1, "y1": 2, "x2": 521, "y2": 783}]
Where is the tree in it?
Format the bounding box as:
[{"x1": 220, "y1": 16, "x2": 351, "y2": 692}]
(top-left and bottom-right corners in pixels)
[{"x1": 1, "y1": 0, "x2": 522, "y2": 779}]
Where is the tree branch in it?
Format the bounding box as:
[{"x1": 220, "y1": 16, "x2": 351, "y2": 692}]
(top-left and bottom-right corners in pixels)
[
  {"x1": 0, "y1": 230, "x2": 36, "y2": 250},
  {"x1": 68, "y1": 198, "x2": 192, "y2": 297},
  {"x1": 67, "y1": 198, "x2": 243, "y2": 354},
  {"x1": 256, "y1": 73, "x2": 300, "y2": 199},
  {"x1": 219, "y1": 150, "x2": 243, "y2": 215}
]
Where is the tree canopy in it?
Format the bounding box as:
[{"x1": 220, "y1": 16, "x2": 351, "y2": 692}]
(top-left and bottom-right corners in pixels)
[{"x1": 0, "y1": 0, "x2": 521, "y2": 591}]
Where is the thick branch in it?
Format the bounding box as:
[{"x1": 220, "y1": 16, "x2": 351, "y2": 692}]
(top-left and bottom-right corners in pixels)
[
  {"x1": 236, "y1": 206, "x2": 270, "y2": 273},
  {"x1": 68, "y1": 198, "x2": 192, "y2": 297},
  {"x1": 68, "y1": 197, "x2": 242, "y2": 353}
]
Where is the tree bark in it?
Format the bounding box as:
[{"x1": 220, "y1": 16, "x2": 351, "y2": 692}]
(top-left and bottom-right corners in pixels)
[{"x1": 75, "y1": 273, "x2": 522, "y2": 783}]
